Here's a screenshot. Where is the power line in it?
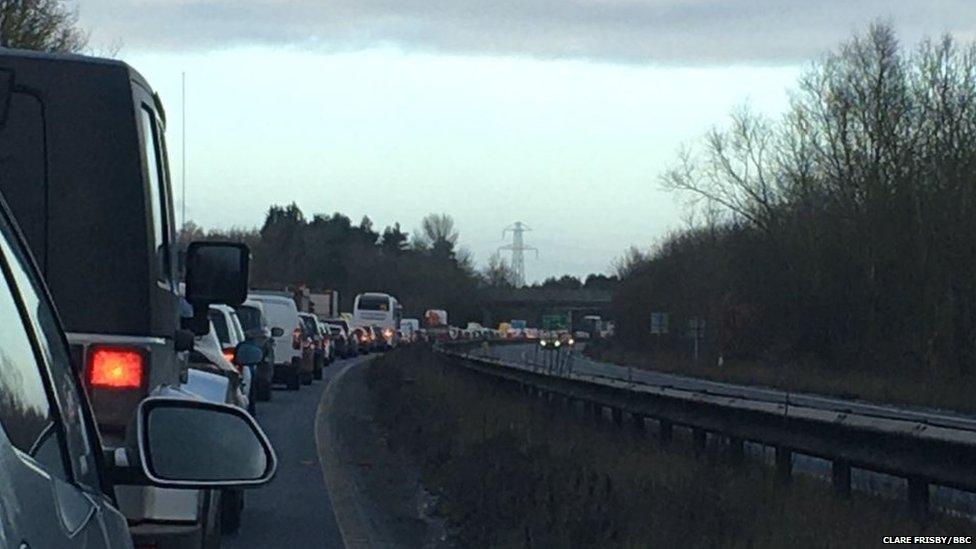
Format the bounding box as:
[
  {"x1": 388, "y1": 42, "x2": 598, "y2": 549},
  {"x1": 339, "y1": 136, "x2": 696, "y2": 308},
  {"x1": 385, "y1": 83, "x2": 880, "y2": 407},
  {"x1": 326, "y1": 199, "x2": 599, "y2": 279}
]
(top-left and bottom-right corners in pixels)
[{"x1": 499, "y1": 221, "x2": 538, "y2": 287}]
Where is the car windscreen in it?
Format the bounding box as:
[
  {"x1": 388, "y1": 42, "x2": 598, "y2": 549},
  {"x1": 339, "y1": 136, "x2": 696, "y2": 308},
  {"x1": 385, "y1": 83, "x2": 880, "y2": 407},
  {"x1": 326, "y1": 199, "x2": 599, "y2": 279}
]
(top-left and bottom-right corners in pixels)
[
  {"x1": 357, "y1": 295, "x2": 389, "y2": 311},
  {"x1": 207, "y1": 310, "x2": 231, "y2": 344},
  {"x1": 235, "y1": 305, "x2": 263, "y2": 331}
]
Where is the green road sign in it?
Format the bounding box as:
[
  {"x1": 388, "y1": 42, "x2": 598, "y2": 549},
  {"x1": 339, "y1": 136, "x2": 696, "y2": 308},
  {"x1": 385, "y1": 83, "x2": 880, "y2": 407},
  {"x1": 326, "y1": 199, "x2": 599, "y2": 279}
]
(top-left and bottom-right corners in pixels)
[{"x1": 542, "y1": 314, "x2": 567, "y2": 330}]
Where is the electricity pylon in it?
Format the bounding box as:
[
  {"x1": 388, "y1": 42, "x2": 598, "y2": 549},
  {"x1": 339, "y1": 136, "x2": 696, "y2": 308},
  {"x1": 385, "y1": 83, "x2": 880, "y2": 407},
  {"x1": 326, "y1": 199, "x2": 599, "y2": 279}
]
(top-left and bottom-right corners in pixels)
[{"x1": 500, "y1": 221, "x2": 538, "y2": 288}]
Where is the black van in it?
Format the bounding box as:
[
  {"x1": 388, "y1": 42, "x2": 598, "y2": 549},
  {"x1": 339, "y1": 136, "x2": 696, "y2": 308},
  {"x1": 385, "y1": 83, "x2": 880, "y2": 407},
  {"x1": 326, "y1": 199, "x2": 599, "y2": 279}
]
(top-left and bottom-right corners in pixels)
[{"x1": 0, "y1": 48, "x2": 230, "y2": 548}]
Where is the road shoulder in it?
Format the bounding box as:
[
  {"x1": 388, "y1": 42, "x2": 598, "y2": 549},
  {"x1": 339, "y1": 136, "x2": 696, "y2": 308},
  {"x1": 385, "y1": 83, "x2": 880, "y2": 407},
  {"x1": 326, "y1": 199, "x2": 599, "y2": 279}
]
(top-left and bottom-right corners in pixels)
[{"x1": 316, "y1": 357, "x2": 439, "y2": 548}]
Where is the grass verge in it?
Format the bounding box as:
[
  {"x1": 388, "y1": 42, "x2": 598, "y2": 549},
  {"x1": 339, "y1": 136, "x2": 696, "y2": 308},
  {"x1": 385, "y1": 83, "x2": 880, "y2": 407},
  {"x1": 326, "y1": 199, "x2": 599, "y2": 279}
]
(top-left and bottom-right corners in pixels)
[
  {"x1": 367, "y1": 345, "x2": 974, "y2": 547},
  {"x1": 584, "y1": 341, "x2": 976, "y2": 414}
]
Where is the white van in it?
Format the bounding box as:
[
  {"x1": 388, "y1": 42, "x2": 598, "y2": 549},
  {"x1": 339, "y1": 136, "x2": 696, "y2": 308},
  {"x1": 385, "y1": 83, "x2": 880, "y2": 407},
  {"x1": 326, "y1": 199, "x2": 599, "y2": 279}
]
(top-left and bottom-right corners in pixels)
[{"x1": 250, "y1": 292, "x2": 309, "y2": 390}]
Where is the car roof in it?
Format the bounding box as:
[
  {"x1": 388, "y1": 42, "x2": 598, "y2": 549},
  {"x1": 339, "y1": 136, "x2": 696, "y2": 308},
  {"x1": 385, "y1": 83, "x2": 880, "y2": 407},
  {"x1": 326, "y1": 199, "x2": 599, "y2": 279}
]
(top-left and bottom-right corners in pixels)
[{"x1": 249, "y1": 294, "x2": 295, "y2": 305}]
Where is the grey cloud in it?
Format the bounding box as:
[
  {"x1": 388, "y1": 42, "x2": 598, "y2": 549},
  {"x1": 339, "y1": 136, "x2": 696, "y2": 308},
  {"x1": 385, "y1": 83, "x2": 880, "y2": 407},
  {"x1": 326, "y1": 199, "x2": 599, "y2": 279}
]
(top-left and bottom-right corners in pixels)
[{"x1": 78, "y1": 0, "x2": 976, "y2": 64}]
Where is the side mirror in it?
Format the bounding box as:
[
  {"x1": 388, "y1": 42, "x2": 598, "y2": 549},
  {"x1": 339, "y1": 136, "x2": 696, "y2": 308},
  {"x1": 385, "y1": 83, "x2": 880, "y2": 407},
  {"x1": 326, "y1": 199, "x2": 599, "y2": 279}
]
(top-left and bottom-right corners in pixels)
[
  {"x1": 137, "y1": 397, "x2": 275, "y2": 488},
  {"x1": 185, "y1": 242, "x2": 250, "y2": 307},
  {"x1": 270, "y1": 327, "x2": 284, "y2": 338},
  {"x1": 234, "y1": 341, "x2": 264, "y2": 366}
]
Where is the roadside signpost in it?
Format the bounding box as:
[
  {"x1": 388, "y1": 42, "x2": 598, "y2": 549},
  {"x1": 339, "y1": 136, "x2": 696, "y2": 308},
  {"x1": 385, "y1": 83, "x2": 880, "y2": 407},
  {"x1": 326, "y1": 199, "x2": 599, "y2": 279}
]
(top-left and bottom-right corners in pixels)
[{"x1": 688, "y1": 317, "x2": 706, "y2": 362}]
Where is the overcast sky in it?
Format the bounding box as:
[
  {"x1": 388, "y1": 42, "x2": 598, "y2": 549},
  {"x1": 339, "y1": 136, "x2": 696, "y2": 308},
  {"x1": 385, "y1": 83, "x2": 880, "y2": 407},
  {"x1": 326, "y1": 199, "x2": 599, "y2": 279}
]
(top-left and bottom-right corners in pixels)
[{"x1": 77, "y1": 1, "x2": 976, "y2": 282}]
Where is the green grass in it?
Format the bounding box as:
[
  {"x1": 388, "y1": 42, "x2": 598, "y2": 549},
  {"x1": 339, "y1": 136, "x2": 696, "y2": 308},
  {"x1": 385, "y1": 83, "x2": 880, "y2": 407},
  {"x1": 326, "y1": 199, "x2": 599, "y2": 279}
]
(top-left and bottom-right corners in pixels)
[
  {"x1": 585, "y1": 341, "x2": 976, "y2": 414},
  {"x1": 367, "y1": 346, "x2": 975, "y2": 548}
]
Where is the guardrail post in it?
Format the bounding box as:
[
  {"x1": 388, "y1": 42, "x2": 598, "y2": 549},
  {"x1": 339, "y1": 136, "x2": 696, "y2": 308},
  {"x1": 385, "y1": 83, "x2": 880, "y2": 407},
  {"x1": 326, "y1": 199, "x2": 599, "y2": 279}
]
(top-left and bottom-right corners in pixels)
[
  {"x1": 831, "y1": 460, "x2": 851, "y2": 497},
  {"x1": 611, "y1": 408, "x2": 623, "y2": 427},
  {"x1": 908, "y1": 477, "x2": 929, "y2": 519},
  {"x1": 659, "y1": 420, "x2": 673, "y2": 445},
  {"x1": 775, "y1": 447, "x2": 792, "y2": 484},
  {"x1": 693, "y1": 428, "x2": 707, "y2": 455},
  {"x1": 728, "y1": 436, "x2": 744, "y2": 464}
]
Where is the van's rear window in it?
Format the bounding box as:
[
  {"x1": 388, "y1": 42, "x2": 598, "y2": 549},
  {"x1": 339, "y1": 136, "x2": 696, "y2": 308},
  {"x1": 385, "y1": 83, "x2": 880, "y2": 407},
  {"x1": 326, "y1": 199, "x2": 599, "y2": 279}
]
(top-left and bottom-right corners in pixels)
[{"x1": 235, "y1": 305, "x2": 262, "y2": 330}]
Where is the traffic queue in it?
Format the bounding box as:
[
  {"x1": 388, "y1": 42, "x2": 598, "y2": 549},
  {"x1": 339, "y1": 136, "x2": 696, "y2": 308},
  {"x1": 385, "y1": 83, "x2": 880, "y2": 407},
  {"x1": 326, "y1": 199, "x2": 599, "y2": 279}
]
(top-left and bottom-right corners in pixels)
[{"x1": 0, "y1": 48, "x2": 408, "y2": 549}]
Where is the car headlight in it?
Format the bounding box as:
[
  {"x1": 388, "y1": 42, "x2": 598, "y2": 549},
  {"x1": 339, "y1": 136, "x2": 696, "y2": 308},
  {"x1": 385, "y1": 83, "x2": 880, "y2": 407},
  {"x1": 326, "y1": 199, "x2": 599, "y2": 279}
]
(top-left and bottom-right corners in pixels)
[
  {"x1": 568, "y1": 338, "x2": 575, "y2": 345},
  {"x1": 554, "y1": 341, "x2": 561, "y2": 347},
  {"x1": 540, "y1": 340, "x2": 547, "y2": 347}
]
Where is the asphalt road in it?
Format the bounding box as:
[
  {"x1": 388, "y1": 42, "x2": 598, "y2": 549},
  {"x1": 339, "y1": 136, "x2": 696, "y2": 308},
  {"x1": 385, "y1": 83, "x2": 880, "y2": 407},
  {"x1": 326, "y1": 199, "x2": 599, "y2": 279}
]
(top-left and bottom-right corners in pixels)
[{"x1": 224, "y1": 356, "x2": 367, "y2": 549}]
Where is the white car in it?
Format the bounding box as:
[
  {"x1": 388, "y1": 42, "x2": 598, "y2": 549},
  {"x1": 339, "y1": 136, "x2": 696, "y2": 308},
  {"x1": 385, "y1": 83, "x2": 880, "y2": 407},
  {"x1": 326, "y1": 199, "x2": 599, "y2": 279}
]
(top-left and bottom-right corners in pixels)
[
  {"x1": 250, "y1": 292, "x2": 309, "y2": 390},
  {"x1": 209, "y1": 304, "x2": 255, "y2": 414}
]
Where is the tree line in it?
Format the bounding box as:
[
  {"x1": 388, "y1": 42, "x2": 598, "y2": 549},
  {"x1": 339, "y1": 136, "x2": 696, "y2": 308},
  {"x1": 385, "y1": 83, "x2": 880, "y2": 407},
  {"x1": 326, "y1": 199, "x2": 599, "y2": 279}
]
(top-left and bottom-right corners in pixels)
[
  {"x1": 181, "y1": 205, "x2": 615, "y2": 324},
  {"x1": 614, "y1": 23, "x2": 976, "y2": 379}
]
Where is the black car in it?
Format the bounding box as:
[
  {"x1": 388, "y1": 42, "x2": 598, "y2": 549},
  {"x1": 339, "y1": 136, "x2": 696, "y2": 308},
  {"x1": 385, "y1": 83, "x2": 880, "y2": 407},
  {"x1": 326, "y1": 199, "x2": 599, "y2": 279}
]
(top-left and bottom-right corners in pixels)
[
  {"x1": 0, "y1": 189, "x2": 276, "y2": 547},
  {"x1": 235, "y1": 301, "x2": 283, "y2": 401}
]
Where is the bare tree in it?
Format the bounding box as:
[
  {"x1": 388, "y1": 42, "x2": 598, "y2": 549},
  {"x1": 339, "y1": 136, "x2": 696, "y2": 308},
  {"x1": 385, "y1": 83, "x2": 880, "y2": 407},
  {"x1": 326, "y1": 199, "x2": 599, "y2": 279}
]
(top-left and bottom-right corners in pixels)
[
  {"x1": 0, "y1": 0, "x2": 88, "y2": 52},
  {"x1": 483, "y1": 252, "x2": 515, "y2": 287},
  {"x1": 418, "y1": 213, "x2": 459, "y2": 247}
]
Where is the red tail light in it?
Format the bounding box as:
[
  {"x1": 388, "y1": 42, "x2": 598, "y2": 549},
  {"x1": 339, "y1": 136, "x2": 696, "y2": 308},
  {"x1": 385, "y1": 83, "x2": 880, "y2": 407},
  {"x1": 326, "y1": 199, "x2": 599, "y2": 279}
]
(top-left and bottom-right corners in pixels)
[
  {"x1": 222, "y1": 347, "x2": 236, "y2": 364},
  {"x1": 293, "y1": 327, "x2": 301, "y2": 350},
  {"x1": 88, "y1": 347, "x2": 145, "y2": 389}
]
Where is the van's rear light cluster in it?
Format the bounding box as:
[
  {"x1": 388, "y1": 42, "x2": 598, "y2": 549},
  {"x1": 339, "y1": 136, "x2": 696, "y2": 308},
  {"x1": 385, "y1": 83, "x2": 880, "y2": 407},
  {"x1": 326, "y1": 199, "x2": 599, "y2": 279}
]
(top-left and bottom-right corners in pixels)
[
  {"x1": 222, "y1": 348, "x2": 236, "y2": 364},
  {"x1": 88, "y1": 347, "x2": 145, "y2": 389},
  {"x1": 292, "y1": 327, "x2": 301, "y2": 350}
]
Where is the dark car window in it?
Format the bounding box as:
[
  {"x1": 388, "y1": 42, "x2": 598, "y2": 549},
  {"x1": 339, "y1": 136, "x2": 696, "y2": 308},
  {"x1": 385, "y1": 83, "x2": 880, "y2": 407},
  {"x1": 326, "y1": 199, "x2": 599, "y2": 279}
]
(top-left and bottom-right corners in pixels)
[
  {"x1": 301, "y1": 316, "x2": 317, "y2": 336},
  {"x1": 0, "y1": 92, "x2": 47, "y2": 269},
  {"x1": 0, "y1": 224, "x2": 101, "y2": 489},
  {"x1": 0, "y1": 230, "x2": 68, "y2": 481},
  {"x1": 139, "y1": 106, "x2": 171, "y2": 283},
  {"x1": 208, "y1": 310, "x2": 231, "y2": 344},
  {"x1": 235, "y1": 305, "x2": 263, "y2": 331}
]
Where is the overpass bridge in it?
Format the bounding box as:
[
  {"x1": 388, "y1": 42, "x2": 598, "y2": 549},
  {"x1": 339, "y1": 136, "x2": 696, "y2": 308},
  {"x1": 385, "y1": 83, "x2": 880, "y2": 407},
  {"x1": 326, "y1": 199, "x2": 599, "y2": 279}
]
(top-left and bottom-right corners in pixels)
[{"x1": 480, "y1": 288, "x2": 612, "y2": 329}]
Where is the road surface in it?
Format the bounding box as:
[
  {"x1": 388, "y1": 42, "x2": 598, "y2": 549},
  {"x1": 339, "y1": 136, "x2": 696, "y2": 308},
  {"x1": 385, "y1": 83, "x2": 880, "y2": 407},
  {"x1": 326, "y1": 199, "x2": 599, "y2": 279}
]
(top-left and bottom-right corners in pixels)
[{"x1": 223, "y1": 356, "x2": 368, "y2": 549}]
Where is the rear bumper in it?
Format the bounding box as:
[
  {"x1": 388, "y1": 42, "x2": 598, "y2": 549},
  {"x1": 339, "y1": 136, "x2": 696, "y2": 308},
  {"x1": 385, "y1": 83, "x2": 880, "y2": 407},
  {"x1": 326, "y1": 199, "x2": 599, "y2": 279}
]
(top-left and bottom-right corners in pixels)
[
  {"x1": 130, "y1": 521, "x2": 203, "y2": 549},
  {"x1": 272, "y1": 361, "x2": 297, "y2": 382}
]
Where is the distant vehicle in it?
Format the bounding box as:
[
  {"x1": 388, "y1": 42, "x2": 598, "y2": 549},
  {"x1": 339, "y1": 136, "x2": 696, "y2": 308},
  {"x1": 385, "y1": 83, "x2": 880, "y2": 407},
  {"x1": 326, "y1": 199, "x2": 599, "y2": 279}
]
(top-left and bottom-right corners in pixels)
[
  {"x1": 0, "y1": 49, "x2": 259, "y2": 546},
  {"x1": 401, "y1": 318, "x2": 420, "y2": 342},
  {"x1": 234, "y1": 299, "x2": 283, "y2": 401},
  {"x1": 425, "y1": 309, "x2": 449, "y2": 327},
  {"x1": 325, "y1": 318, "x2": 357, "y2": 357},
  {"x1": 210, "y1": 304, "x2": 258, "y2": 412},
  {"x1": 352, "y1": 326, "x2": 374, "y2": 353},
  {"x1": 308, "y1": 290, "x2": 340, "y2": 318},
  {"x1": 299, "y1": 312, "x2": 330, "y2": 380},
  {"x1": 579, "y1": 315, "x2": 604, "y2": 338},
  {"x1": 374, "y1": 323, "x2": 396, "y2": 350},
  {"x1": 250, "y1": 292, "x2": 311, "y2": 390},
  {"x1": 353, "y1": 292, "x2": 402, "y2": 333},
  {"x1": 324, "y1": 320, "x2": 352, "y2": 357},
  {"x1": 0, "y1": 184, "x2": 274, "y2": 548}
]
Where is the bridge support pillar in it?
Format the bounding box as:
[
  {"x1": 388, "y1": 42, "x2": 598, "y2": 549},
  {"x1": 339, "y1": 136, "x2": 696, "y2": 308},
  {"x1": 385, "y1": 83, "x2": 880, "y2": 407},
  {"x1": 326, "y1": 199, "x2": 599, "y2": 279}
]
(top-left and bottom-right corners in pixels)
[
  {"x1": 832, "y1": 460, "x2": 851, "y2": 497},
  {"x1": 908, "y1": 477, "x2": 929, "y2": 519},
  {"x1": 775, "y1": 447, "x2": 792, "y2": 484}
]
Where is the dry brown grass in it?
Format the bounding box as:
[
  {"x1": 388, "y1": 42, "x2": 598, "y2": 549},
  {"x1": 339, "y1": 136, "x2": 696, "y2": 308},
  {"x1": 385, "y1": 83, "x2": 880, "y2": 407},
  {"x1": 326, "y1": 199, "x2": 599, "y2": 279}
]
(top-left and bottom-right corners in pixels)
[{"x1": 367, "y1": 346, "x2": 975, "y2": 548}]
